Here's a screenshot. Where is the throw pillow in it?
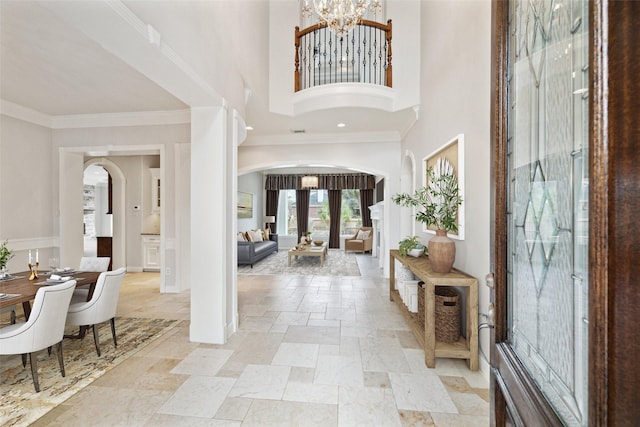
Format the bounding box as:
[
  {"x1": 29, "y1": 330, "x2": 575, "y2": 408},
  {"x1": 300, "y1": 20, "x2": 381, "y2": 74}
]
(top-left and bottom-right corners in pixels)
[
  {"x1": 356, "y1": 229, "x2": 370, "y2": 240},
  {"x1": 262, "y1": 227, "x2": 270, "y2": 240},
  {"x1": 237, "y1": 232, "x2": 247, "y2": 242},
  {"x1": 248, "y1": 229, "x2": 264, "y2": 242}
]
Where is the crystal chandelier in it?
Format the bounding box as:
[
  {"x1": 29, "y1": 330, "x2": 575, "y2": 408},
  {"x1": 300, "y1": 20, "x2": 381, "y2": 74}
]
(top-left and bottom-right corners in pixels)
[{"x1": 302, "y1": 0, "x2": 382, "y2": 36}]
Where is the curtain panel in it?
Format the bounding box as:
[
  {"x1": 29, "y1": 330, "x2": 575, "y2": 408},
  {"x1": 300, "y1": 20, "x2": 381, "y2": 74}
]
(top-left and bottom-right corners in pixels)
[
  {"x1": 328, "y1": 190, "x2": 342, "y2": 248},
  {"x1": 295, "y1": 189, "x2": 310, "y2": 242},
  {"x1": 265, "y1": 173, "x2": 376, "y2": 190},
  {"x1": 360, "y1": 189, "x2": 374, "y2": 227},
  {"x1": 265, "y1": 190, "x2": 279, "y2": 233}
]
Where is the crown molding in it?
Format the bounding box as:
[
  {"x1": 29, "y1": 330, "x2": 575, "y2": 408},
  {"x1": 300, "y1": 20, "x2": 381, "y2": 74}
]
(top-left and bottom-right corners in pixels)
[
  {"x1": 1, "y1": 99, "x2": 191, "y2": 129},
  {"x1": 243, "y1": 130, "x2": 401, "y2": 146},
  {"x1": 51, "y1": 109, "x2": 191, "y2": 129},
  {"x1": 0, "y1": 100, "x2": 53, "y2": 128}
]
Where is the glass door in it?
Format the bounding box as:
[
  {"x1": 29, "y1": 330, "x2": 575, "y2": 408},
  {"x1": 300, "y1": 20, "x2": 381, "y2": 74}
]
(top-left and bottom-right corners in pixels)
[{"x1": 493, "y1": 0, "x2": 589, "y2": 425}]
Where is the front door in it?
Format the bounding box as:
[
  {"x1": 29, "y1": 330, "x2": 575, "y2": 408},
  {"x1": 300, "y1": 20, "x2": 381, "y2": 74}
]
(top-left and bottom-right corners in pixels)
[
  {"x1": 491, "y1": 0, "x2": 589, "y2": 425},
  {"x1": 491, "y1": 1, "x2": 640, "y2": 425}
]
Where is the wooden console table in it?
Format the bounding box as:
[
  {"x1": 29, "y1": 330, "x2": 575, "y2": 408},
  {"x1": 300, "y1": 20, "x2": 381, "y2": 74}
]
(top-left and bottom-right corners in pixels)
[{"x1": 389, "y1": 249, "x2": 478, "y2": 371}]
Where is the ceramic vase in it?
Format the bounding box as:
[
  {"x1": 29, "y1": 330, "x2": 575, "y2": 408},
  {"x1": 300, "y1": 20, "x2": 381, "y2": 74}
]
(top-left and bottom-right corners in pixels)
[{"x1": 428, "y1": 229, "x2": 455, "y2": 273}]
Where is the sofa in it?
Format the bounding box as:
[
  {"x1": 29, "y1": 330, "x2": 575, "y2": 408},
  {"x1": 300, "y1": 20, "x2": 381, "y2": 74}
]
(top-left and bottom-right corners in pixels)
[{"x1": 237, "y1": 232, "x2": 278, "y2": 267}]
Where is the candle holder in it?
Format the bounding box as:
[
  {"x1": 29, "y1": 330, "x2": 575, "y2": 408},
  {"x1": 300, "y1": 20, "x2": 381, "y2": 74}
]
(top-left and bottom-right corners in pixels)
[{"x1": 28, "y1": 262, "x2": 39, "y2": 280}]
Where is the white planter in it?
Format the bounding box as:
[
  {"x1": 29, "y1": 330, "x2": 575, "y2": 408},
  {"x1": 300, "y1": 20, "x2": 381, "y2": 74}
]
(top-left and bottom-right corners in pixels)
[{"x1": 408, "y1": 248, "x2": 424, "y2": 257}]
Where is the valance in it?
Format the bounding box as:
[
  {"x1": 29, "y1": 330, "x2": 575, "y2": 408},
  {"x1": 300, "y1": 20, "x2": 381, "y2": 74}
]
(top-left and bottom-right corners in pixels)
[{"x1": 264, "y1": 173, "x2": 376, "y2": 191}]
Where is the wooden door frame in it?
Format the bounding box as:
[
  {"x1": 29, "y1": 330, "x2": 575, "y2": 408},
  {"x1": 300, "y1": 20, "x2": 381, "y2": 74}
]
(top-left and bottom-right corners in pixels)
[{"x1": 490, "y1": 0, "x2": 640, "y2": 425}]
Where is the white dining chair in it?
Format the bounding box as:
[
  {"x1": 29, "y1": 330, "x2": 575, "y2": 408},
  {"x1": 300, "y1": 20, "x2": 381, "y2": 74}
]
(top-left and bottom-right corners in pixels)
[
  {"x1": 78, "y1": 256, "x2": 110, "y2": 272},
  {"x1": 66, "y1": 268, "x2": 125, "y2": 357},
  {"x1": 0, "y1": 280, "x2": 76, "y2": 392},
  {"x1": 73, "y1": 256, "x2": 111, "y2": 302}
]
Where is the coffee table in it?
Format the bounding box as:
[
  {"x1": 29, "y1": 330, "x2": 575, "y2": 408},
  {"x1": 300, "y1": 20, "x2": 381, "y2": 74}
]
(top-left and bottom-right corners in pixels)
[{"x1": 288, "y1": 242, "x2": 329, "y2": 267}]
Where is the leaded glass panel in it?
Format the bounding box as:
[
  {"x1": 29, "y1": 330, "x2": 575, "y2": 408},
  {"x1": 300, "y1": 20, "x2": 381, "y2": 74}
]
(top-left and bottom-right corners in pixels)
[{"x1": 506, "y1": 0, "x2": 589, "y2": 425}]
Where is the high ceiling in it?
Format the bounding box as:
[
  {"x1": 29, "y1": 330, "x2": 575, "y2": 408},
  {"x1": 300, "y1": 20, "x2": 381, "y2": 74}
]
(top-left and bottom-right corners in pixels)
[{"x1": 0, "y1": 1, "x2": 414, "y2": 138}]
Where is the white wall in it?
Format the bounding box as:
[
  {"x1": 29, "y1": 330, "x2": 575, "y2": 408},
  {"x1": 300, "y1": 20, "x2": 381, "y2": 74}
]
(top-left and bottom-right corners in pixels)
[
  {"x1": 0, "y1": 115, "x2": 56, "y2": 270},
  {"x1": 400, "y1": 0, "x2": 492, "y2": 378},
  {"x1": 237, "y1": 172, "x2": 264, "y2": 232}
]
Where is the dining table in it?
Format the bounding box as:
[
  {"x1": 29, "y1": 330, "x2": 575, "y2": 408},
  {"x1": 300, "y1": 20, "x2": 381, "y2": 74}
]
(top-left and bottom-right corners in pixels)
[{"x1": 0, "y1": 270, "x2": 101, "y2": 320}]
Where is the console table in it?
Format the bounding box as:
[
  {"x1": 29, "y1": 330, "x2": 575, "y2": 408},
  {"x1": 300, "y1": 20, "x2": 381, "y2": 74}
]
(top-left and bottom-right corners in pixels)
[{"x1": 389, "y1": 249, "x2": 478, "y2": 371}]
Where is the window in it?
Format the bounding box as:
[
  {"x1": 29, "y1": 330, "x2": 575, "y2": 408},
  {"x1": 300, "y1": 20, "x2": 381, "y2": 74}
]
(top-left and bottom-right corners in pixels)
[
  {"x1": 341, "y1": 189, "x2": 362, "y2": 235},
  {"x1": 276, "y1": 189, "x2": 363, "y2": 237},
  {"x1": 309, "y1": 190, "x2": 329, "y2": 238}
]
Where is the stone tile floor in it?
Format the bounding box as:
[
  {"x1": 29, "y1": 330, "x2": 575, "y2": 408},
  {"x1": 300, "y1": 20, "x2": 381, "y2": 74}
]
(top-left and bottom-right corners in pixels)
[{"x1": 29, "y1": 255, "x2": 489, "y2": 426}]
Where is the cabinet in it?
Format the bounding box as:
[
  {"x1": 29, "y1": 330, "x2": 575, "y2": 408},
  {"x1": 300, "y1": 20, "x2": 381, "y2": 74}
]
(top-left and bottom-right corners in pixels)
[
  {"x1": 96, "y1": 236, "x2": 113, "y2": 270},
  {"x1": 150, "y1": 168, "x2": 160, "y2": 213},
  {"x1": 389, "y1": 249, "x2": 478, "y2": 371},
  {"x1": 142, "y1": 235, "x2": 160, "y2": 271}
]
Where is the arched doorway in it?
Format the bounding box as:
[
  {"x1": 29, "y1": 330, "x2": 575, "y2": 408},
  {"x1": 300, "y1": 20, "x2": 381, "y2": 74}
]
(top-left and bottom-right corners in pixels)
[{"x1": 83, "y1": 158, "x2": 126, "y2": 270}]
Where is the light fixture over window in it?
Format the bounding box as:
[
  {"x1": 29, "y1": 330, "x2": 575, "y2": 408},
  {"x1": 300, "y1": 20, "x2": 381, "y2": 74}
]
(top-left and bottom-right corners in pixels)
[
  {"x1": 302, "y1": 0, "x2": 382, "y2": 36},
  {"x1": 301, "y1": 176, "x2": 319, "y2": 189}
]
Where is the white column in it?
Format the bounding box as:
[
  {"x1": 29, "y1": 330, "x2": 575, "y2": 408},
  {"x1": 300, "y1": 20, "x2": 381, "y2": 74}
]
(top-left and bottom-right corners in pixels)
[
  {"x1": 59, "y1": 150, "x2": 85, "y2": 268},
  {"x1": 190, "y1": 105, "x2": 228, "y2": 344}
]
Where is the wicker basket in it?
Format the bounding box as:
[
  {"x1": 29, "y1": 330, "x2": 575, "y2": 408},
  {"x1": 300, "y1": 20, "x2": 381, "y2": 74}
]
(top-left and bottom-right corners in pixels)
[
  {"x1": 435, "y1": 286, "x2": 460, "y2": 343},
  {"x1": 417, "y1": 281, "x2": 425, "y2": 327}
]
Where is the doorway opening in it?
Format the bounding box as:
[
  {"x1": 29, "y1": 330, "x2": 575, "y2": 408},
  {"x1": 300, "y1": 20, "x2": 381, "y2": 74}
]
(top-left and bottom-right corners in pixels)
[{"x1": 83, "y1": 164, "x2": 112, "y2": 261}]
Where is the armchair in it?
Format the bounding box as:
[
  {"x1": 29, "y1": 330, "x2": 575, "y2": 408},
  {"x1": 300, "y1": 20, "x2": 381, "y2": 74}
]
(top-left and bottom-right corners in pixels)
[
  {"x1": 66, "y1": 268, "x2": 126, "y2": 356},
  {"x1": 0, "y1": 280, "x2": 76, "y2": 392},
  {"x1": 344, "y1": 226, "x2": 373, "y2": 254}
]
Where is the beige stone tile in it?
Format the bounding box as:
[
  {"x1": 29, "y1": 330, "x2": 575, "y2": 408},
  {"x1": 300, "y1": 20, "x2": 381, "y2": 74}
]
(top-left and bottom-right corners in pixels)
[
  {"x1": 272, "y1": 342, "x2": 319, "y2": 368},
  {"x1": 289, "y1": 366, "x2": 316, "y2": 383},
  {"x1": 91, "y1": 355, "x2": 189, "y2": 392},
  {"x1": 242, "y1": 400, "x2": 337, "y2": 427},
  {"x1": 145, "y1": 413, "x2": 241, "y2": 426},
  {"x1": 339, "y1": 386, "x2": 402, "y2": 426},
  {"x1": 214, "y1": 396, "x2": 253, "y2": 421},
  {"x1": 398, "y1": 410, "x2": 436, "y2": 427},
  {"x1": 430, "y1": 413, "x2": 490, "y2": 426},
  {"x1": 284, "y1": 325, "x2": 341, "y2": 345},
  {"x1": 226, "y1": 332, "x2": 283, "y2": 365},
  {"x1": 157, "y1": 376, "x2": 236, "y2": 418},
  {"x1": 51, "y1": 386, "x2": 173, "y2": 426},
  {"x1": 448, "y1": 390, "x2": 490, "y2": 416},
  {"x1": 29, "y1": 404, "x2": 73, "y2": 427},
  {"x1": 363, "y1": 371, "x2": 392, "y2": 388},
  {"x1": 228, "y1": 364, "x2": 291, "y2": 400}
]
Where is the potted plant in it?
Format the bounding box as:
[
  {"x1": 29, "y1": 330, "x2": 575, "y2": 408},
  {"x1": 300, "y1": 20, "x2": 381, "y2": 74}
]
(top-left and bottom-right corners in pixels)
[
  {"x1": 398, "y1": 236, "x2": 426, "y2": 257},
  {"x1": 0, "y1": 240, "x2": 13, "y2": 278},
  {"x1": 392, "y1": 158, "x2": 462, "y2": 273}
]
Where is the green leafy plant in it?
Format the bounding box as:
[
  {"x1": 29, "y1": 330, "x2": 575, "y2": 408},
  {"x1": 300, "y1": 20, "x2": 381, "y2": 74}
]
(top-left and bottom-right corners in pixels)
[
  {"x1": 398, "y1": 236, "x2": 425, "y2": 257},
  {"x1": 392, "y1": 159, "x2": 463, "y2": 233},
  {"x1": 0, "y1": 240, "x2": 13, "y2": 269}
]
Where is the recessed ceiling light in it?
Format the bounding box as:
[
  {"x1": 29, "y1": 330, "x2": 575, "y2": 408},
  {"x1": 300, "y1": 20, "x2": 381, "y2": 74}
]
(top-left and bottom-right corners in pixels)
[
  {"x1": 246, "y1": 126, "x2": 254, "y2": 131},
  {"x1": 337, "y1": 123, "x2": 346, "y2": 128}
]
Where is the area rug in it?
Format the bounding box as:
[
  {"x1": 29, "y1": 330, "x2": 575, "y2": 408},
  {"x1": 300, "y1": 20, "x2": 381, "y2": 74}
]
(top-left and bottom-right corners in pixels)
[
  {"x1": 238, "y1": 249, "x2": 361, "y2": 276},
  {"x1": 0, "y1": 317, "x2": 180, "y2": 427}
]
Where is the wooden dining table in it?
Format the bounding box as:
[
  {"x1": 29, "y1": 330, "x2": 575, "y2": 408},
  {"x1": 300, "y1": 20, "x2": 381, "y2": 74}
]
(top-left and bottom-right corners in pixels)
[{"x1": 0, "y1": 270, "x2": 101, "y2": 320}]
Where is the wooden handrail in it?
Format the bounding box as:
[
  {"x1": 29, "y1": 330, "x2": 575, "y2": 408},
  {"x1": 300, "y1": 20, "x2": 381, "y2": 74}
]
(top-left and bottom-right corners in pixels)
[{"x1": 294, "y1": 19, "x2": 393, "y2": 92}]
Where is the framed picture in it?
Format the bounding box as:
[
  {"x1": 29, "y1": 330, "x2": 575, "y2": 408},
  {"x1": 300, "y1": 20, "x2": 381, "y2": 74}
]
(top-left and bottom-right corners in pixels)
[
  {"x1": 237, "y1": 191, "x2": 253, "y2": 219},
  {"x1": 423, "y1": 134, "x2": 465, "y2": 240}
]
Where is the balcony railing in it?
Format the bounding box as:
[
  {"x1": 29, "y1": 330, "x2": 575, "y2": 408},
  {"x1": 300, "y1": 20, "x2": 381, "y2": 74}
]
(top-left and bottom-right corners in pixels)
[{"x1": 294, "y1": 19, "x2": 392, "y2": 92}]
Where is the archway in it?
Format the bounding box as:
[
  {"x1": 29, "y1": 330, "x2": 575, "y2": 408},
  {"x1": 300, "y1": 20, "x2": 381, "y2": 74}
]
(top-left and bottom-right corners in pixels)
[
  {"x1": 83, "y1": 158, "x2": 126, "y2": 270},
  {"x1": 399, "y1": 150, "x2": 417, "y2": 239}
]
